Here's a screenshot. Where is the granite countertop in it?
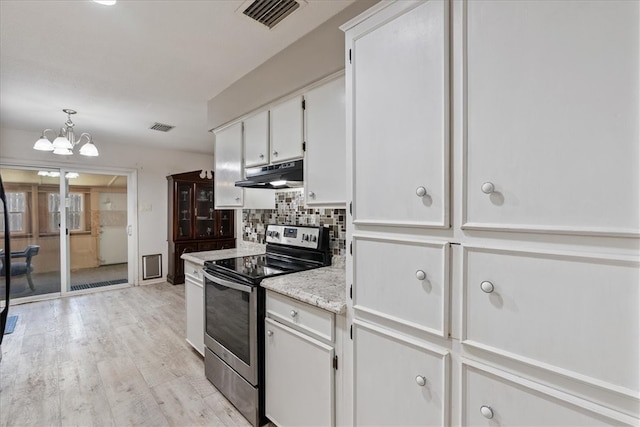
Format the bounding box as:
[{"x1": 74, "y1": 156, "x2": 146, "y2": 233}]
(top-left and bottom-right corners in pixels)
[
  {"x1": 261, "y1": 256, "x2": 347, "y2": 315},
  {"x1": 181, "y1": 242, "x2": 266, "y2": 266}
]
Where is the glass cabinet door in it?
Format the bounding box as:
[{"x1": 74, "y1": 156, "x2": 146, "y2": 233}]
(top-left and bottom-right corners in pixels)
[
  {"x1": 195, "y1": 183, "x2": 215, "y2": 239},
  {"x1": 177, "y1": 183, "x2": 192, "y2": 240},
  {"x1": 217, "y1": 210, "x2": 234, "y2": 238}
]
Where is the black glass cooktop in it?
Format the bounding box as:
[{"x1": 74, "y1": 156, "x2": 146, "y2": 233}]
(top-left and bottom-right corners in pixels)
[{"x1": 205, "y1": 253, "x2": 318, "y2": 285}]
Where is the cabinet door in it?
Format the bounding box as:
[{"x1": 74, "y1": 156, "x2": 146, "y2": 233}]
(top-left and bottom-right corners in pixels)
[
  {"x1": 463, "y1": 246, "x2": 640, "y2": 393},
  {"x1": 216, "y1": 210, "x2": 234, "y2": 239},
  {"x1": 265, "y1": 318, "x2": 334, "y2": 427},
  {"x1": 214, "y1": 123, "x2": 243, "y2": 208},
  {"x1": 353, "y1": 236, "x2": 448, "y2": 337},
  {"x1": 194, "y1": 182, "x2": 215, "y2": 239},
  {"x1": 463, "y1": 363, "x2": 630, "y2": 426},
  {"x1": 175, "y1": 182, "x2": 193, "y2": 240},
  {"x1": 270, "y1": 96, "x2": 304, "y2": 162},
  {"x1": 174, "y1": 242, "x2": 198, "y2": 280},
  {"x1": 304, "y1": 77, "x2": 346, "y2": 207},
  {"x1": 185, "y1": 274, "x2": 204, "y2": 356},
  {"x1": 244, "y1": 110, "x2": 269, "y2": 168},
  {"x1": 353, "y1": 321, "x2": 448, "y2": 426},
  {"x1": 350, "y1": 0, "x2": 449, "y2": 228},
  {"x1": 464, "y1": 0, "x2": 639, "y2": 235}
]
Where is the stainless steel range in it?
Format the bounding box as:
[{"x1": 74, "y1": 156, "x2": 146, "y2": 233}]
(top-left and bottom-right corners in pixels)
[{"x1": 202, "y1": 224, "x2": 331, "y2": 426}]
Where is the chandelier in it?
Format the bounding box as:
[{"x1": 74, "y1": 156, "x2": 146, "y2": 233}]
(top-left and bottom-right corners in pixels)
[{"x1": 33, "y1": 109, "x2": 99, "y2": 157}]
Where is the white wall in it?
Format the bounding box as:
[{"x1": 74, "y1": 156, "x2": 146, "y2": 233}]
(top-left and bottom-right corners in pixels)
[
  {"x1": 0, "y1": 126, "x2": 215, "y2": 284},
  {"x1": 207, "y1": 0, "x2": 379, "y2": 130}
]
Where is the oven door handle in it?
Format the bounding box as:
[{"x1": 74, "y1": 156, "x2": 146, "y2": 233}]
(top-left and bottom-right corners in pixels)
[{"x1": 202, "y1": 269, "x2": 254, "y2": 293}]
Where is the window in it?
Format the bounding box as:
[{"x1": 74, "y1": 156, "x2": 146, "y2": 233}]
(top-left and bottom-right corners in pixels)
[
  {"x1": 48, "y1": 193, "x2": 84, "y2": 232},
  {"x1": 0, "y1": 192, "x2": 26, "y2": 232}
]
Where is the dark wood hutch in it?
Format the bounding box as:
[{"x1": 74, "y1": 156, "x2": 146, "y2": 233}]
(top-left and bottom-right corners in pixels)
[{"x1": 167, "y1": 170, "x2": 235, "y2": 284}]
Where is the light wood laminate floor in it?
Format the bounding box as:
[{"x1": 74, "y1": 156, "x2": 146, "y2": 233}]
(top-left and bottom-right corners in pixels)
[{"x1": 0, "y1": 282, "x2": 251, "y2": 427}]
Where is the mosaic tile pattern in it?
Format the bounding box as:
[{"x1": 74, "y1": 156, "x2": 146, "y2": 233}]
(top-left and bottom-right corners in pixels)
[{"x1": 242, "y1": 189, "x2": 346, "y2": 255}]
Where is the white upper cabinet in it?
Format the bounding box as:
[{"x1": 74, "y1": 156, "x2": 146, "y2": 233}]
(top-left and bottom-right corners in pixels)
[
  {"x1": 464, "y1": 0, "x2": 640, "y2": 236},
  {"x1": 270, "y1": 95, "x2": 304, "y2": 163},
  {"x1": 304, "y1": 76, "x2": 346, "y2": 207},
  {"x1": 244, "y1": 110, "x2": 269, "y2": 168},
  {"x1": 349, "y1": 0, "x2": 449, "y2": 228},
  {"x1": 214, "y1": 122, "x2": 243, "y2": 208}
]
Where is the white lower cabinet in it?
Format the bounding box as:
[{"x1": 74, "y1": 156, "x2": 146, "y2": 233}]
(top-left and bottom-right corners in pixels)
[
  {"x1": 462, "y1": 361, "x2": 635, "y2": 426},
  {"x1": 463, "y1": 246, "x2": 640, "y2": 393},
  {"x1": 265, "y1": 318, "x2": 334, "y2": 426},
  {"x1": 353, "y1": 322, "x2": 449, "y2": 426},
  {"x1": 184, "y1": 260, "x2": 204, "y2": 356},
  {"x1": 265, "y1": 291, "x2": 337, "y2": 426}
]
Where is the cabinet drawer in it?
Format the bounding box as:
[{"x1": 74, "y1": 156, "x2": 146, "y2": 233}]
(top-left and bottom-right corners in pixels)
[
  {"x1": 184, "y1": 260, "x2": 202, "y2": 282},
  {"x1": 354, "y1": 236, "x2": 448, "y2": 337},
  {"x1": 463, "y1": 246, "x2": 640, "y2": 394},
  {"x1": 266, "y1": 291, "x2": 334, "y2": 343},
  {"x1": 197, "y1": 241, "x2": 218, "y2": 252},
  {"x1": 353, "y1": 321, "x2": 449, "y2": 426},
  {"x1": 463, "y1": 361, "x2": 634, "y2": 426}
]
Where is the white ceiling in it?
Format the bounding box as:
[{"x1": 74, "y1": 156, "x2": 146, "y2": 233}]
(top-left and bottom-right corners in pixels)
[{"x1": 0, "y1": 0, "x2": 354, "y2": 155}]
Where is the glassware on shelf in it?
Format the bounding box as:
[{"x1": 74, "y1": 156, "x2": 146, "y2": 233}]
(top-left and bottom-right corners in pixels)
[
  {"x1": 181, "y1": 210, "x2": 189, "y2": 220},
  {"x1": 181, "y1": 190, "x2": 188, "y2": 201}
]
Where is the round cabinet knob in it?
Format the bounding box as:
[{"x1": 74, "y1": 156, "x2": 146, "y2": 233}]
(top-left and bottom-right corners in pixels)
[
  {"x1": 481, "y1": 182, "x2": 495, "y2": 194},
  {"x1": 273, "y1": 151, "x2": 279, "y2": 157},
  {"x1": 416, "y1": 186, "x2": 427, "y2": 197},
  {"x1": 480, "y1": 405, "x2": 494, "y2": 419},
  {"x1": 415, "y1": 270, "x2": 426, "y2": 280},
  {"x1": 235, "y1": 197, "x2": 241, "y2": 201},
  {"x1": 290, "y1": 310, "x2": 298, "y2": 318},
  {"x1": 266, "y1": 330, "x2": 273, "y2": 337},
  {"x1": 415, "y1": 375, "x2": 426, "y2": 387},
  {"x1": 259, "y1": 153, "x2": 264, "y2": 159},
  {"x1": 480, "y1": 281, "x2": 495, "y2": 294},
  {"x1": 308, "y1": 191, "x2": 315, "y2": 199}
]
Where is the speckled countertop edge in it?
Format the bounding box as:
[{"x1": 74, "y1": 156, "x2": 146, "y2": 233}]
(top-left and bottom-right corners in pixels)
[{"x1": 261, "y1": 256, "x2": 346, "y2": 315}]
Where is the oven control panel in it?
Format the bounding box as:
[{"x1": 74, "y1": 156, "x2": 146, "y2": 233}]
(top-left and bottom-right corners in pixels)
[{"x1": 265, "y1": 225, "x2": 321, "y2": 249}]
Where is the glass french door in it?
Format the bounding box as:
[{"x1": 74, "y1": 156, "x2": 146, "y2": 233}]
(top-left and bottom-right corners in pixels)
[
  {"x1": 0, "y1": 166, "x2": 61, "y2": 300},
  {"x1": 66, "y1": 171, "x2": 129, "y2": 292},
  {"x1": 0, "y1": 166, "x2": 131, "y2": 302}
]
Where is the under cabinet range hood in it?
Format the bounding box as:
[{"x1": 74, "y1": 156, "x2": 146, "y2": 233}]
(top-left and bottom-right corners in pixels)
[{"x1": 235, "y1": 159, "x2": 303, "y2": 189}]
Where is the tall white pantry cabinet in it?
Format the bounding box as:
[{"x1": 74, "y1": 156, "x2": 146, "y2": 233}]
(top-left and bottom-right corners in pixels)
[{"x1": 342, "y1": 1, "x2": 639, "y2": 426}]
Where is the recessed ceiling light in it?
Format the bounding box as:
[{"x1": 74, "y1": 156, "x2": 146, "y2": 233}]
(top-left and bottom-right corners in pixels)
[{"x1": 93, "y1": 0, "x2": 116, "y2": 5}]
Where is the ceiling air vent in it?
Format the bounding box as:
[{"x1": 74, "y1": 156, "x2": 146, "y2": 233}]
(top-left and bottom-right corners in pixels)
[
  {"x1": 150, "y1": 122, "x2": 175, "y2": 132},
  {"x1": 242, "y1": 0, "x2": 301, "y2": 29}
]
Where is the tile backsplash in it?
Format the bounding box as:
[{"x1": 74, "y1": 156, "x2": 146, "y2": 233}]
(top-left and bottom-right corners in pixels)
[{"x1": 242, "y1": 189, "x2": 346, "y2": 256}]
